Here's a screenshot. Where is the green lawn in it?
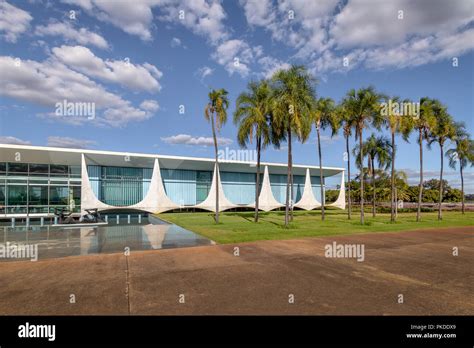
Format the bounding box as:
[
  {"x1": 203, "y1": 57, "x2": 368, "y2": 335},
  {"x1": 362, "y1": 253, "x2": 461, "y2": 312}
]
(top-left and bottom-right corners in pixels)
[{"x1": 157, "y1": 209, "x2": 474, "y2": 244}]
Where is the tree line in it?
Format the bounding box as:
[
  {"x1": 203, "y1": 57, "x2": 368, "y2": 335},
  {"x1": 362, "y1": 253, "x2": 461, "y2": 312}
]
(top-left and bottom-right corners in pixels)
[{"x1": 203, "y1": 65, "x2": 474, "y2": 226}]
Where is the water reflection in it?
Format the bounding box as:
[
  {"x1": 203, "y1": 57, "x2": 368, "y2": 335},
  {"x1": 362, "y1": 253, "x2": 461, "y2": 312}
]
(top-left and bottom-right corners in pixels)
[{"x1": 1, "y1": 219, "x2": 213, "y2": 260}]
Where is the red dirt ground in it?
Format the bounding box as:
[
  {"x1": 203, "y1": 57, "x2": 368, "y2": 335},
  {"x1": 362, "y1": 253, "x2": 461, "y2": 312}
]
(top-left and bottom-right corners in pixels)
[{"x1": 0, "y1": 227, "x2": 472, "y2": 315}]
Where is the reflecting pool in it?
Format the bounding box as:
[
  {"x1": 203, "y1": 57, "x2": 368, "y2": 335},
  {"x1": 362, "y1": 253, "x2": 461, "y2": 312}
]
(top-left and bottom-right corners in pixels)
[{"x1": 0, "y1": 215, "x2": 213, "y2": 260}]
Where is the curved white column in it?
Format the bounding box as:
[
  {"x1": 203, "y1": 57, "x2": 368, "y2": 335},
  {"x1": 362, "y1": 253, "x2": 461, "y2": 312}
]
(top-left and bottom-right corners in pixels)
[
  {"x1": 247, "y1": 165, "x2": 283, "y2": 211},
  {"x1": 80, "y1": 154, "x2": 114, "y2": 214},
  {"x1": 130, "y1": 158, "x2": 179, "y2": 213},
  {"x1": 329, "y1": 170, "x2": 346, "y2": 209},
  {"x1": 81, "y1": 154, "x2": 178, "y2": 214},
  {"x1": 194, "y1": 163, "x2": 237, "y2": 212},
  {"x1": 295, "y1": 168, "x2": 321, "y2": 210}
]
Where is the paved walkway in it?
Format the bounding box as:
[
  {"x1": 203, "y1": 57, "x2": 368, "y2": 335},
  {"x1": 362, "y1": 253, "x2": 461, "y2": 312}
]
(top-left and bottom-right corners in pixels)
[{"x1": 0, "y1": 227, "x2": 472, "y2": 315}]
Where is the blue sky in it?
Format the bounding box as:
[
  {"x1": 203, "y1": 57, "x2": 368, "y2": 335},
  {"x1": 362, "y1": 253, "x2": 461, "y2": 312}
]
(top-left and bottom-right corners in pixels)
[{"x1": 0, "y1": 0, "x2": 473, "y2": 191}]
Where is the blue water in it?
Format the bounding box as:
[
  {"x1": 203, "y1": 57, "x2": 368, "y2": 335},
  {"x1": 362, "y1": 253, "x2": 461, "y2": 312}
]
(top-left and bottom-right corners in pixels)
[{"x1": 0, "y1": 216, "x2": 213, "y2": 260}]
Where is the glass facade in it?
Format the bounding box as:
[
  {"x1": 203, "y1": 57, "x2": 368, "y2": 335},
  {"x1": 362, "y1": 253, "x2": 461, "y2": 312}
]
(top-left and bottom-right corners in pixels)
[
  {"x1": 88, "y1": 165, "x2": 152, "y2": 206},
  {"x1": 221, "y1": 171, "x2": 257, "y2": 205},
  {"x1": 89, "y1": 166, "x2": 214, "y2": 207},
  {"x1": 270, "y1": 174, "x2": 324, "y2": 204},
  {"x1": 161, "y1": 168, "x2": 211, "y2": 206},
  {"x1": 0, "y1": 158, "x2": 328, "y2": 214},
  {"x1": 0, "y1": 162, "x2": 81, "y2": 215}
]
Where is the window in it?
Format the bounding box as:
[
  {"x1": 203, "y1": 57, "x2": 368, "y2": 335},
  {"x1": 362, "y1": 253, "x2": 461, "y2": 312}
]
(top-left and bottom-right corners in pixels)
[
  {"x1": 7, "y1": 185, "x2": 28, "y2": 205},
  {"x1": 69, "y1": 165, "x2": 81, "y2": 177},
  {"x1": 50, "y1": 164, "x2": 69, "y2": 175},
  {"x1": 0, "y1": 183, "x2": 5, "y2": 207},
  {"x1": 29, "y1": 179, "x2": 49, "y2": 184},
  {"x1": 29, "y1": 186, "x2": 49, "y2": 205},
  {"x1": 0, "y1": 162, "x2": 6, "y2": 173},
  {"x1": 196, "y1": 171, "x2": 212, "y2": 204},
  {"x1": 29, "y1": 163, "x2": 49, "y2": 175},
  {"x1": 49, "y1": 186, "x2": 69, "y2": 205},
  {"x1": 8, "y1": 163, "x2": 28, "y2": 174},
  {"x1": 72, "y1": 186, "x2": 81, "y2": 205}
]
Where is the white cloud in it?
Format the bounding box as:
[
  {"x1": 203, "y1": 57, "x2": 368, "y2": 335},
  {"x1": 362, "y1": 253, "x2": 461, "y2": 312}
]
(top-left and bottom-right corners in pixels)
[
  {"x1": 63, "y1": 0, "x2": 229, "y2": 44},
  {"x1": 330, "y1": 0, "x2": 474, "y2": 49},
  {"x1": 62, "y1": 0, "x2": 156, "y2": 40},
  {"x1": 35, "y1": 21, "x2": 109, "y2": 49},
  {"x1": 312, "y1": 28, "x2": 474, "y2": 72},
  {"x1": 258, "y1": 56, "x2": 291, "y2": 78},
  {"x1": 239, "y1": 0, "x2": 338, "y2": 58},
  {"x1": 196, "y1": 66, "x2": 214, "y2": 80},
  {"x1": 0, "y1": 55, "x2": 156, "y2": 127},
  {"x1": 157, "y1": 0, "x2": 229, "y2": 45},
  {"x1": 239, "y1": 0, "x2": 274, "y2": 27},
  {"x1": 161, "y1": 134, "x2": 233, "y2": 146},
  {"x1": 63, "y1": 1, "x2": 265, "y2": 77},
  {"x1": 325, "y1": 0, "x2": 474, "y2": 71},
  {"x1": 0, "y1": 136, "x2": 31, "y2": 145},
  {"x1": 170, "y1": 37, "x2": 181, "y2": 47},
  {"x1": 140, "y1": 99, "x2": 159, "y2": 112},
  {"x1": 51, "y1": 45, "x2": 163, "y2": 92},
  {"x1": 47, "y1": 136, "x2": 97, "y2": 149},
  {"x1": 212, "y1": 39, "x2": 261, "y2": 77},
  {"x1": 0, "y1": 1, "x2": 33, "y2": 43},
  {"x1": 240, "y1": 0, "x2": 474, "y2": 73}
]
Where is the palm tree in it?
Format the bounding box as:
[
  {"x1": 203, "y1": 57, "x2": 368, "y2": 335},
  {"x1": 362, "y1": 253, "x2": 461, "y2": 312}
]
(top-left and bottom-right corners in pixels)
[
  {"x1": 343, "y1": 87, "x2": 382, "y2": 224},
  {"x1": 353, "y1": 134, "x2": 391, "y2": 217},
  {"x1": 271, "y1": 65, "x2": 314, "y2": 227},
  {"x1": 427, "y1": 102, "x2": 456, "y2": 220},
  {"x1": 204, "y1": 88, "x2": 229, "y2": 223},
  {"x1": 311, "y1": 97, "x2": 338, "y2": 220},
  {"x1": 381, "y1": 96, "x2": 413, "y2": 222},
  {"x1": 234, "y1": 80, "x2": 274, "y2": 222},
  {"x1": 334, "y1": 104, "x2": 353, "y2": 219},
  {"x1": 446, "y1": 122, "x2": 473, "y2": 214},
  {"x1": 414, "y1": 97, "x2": 438, "y2": 221}
]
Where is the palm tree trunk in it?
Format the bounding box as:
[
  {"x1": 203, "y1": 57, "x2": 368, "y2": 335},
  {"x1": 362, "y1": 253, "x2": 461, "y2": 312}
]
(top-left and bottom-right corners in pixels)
[
  {"x1": 395, "y1": 187, "x2": 398, "y2": 218},
  {"x1": 290, "y1": 159, "x2": 294, "y2": 222},
  {"x1": 359, "y1": 128, "x2": 364, "y2": 224},
  {"x1": 371, "y1": 157, "x2": 376, "y2": 217},
  {"x1": 317, "y1": 125, "x2": 325, "y2": 220},
  {"x1": 461, "y1": 164, "x2": 464, "y2": 214},
  {"x1": 438, "y1": 143, "x2": 444, "y2": 220},
  {"x1": 390, "y1": 131, "x2": 395, "y2": 222},
  {"x1": 345, "y1": 133, "x2": 352, "y2": 220},
  {"x1": 417, "y1": 129, "x2": 423, "y2": 222},
  {"x1": 285, "y1": 126, "x2": 292, "y2": 227},
  {"x1": 255, "y1": 137, "x2": 261, "y2": 222},
  {"x1": 210, "y1": 114, "x2": 219, "y2": 223}
]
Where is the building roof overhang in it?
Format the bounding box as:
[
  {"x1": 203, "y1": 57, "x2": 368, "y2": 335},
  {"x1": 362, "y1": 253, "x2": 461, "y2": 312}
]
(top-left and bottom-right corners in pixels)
[{"x1": 0, "y1": 144, "x2": 344, "y2": 177}]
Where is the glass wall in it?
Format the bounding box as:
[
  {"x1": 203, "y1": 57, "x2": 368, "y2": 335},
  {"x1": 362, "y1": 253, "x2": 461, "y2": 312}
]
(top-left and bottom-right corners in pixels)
[
  {"x1": 161, "y1": 169, "x2": 211, "y2": 206},
  {"x1": 221, "y1": 172, "x2": 256, "y2": 205},
  {"x1": 0, "y1": 160, "x2": 331, "y2": 214},
  {"x1": 270, "y1": 174, "x2": 323, "y2": 204},
  {"x1": 195, "y1": 171, "x2": 211, "y2": 204},
  {"x1": 0, "y1": 162, "x2": 81, "y2": 215},
  {"x1": 88, "y1": 165, "x2": 151, "y2": 206}
]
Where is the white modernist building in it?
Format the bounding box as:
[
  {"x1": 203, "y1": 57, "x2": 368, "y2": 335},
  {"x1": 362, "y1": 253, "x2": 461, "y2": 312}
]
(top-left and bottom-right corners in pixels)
[{"x1": 0, "y1": 144, "x2": 345, "y2": 217}]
